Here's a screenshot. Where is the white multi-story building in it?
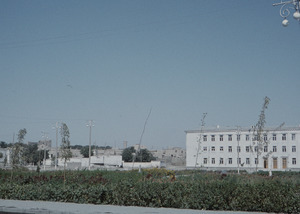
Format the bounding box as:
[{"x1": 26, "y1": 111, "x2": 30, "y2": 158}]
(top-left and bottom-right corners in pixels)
[{"x1": 186, "y1": 126, "x2": 300, "y2": 172}]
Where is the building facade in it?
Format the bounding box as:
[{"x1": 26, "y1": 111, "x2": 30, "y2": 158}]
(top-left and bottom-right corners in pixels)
[
  {"x1": 186, "y1": 126, "x2": 300, "y2": 172},
  {"x1": 151, "y1": 147, "x2": 186, "y2": 166}
]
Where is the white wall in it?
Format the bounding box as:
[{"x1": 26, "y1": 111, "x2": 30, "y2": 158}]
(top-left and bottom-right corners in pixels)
[
  {"x1": 50, "y1": 155, "x2": 123, "y2": 168},
  {"x1": 186, "y1": 127, "x2": 300, "y2": 171},
  {"x1": 122, "y1": 161, "x2": 161, "y2": 169}
]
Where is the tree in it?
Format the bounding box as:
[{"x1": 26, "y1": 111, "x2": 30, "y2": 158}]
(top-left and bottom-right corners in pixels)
[
  {"x1": 99, "y1": 146, "x2": 112, "y2": 150},
  {"x1": 23, "y1": 144, "x2": 48, "y2": 165},
  {"x1": 122, "y1": 147, "x2": 155, "y2": 162},
  {"x1": 80, "y1": 146, "x2": 93, "y2": 158},
  {"x1": 60, "y1": 123, "x2": 72, "y2": 184},
  {"x1": 252, "y1": 96, "x2": 270, "y2": 172},
  {"x1": 9, "y1": 128, "x2": 27, "y2": 170},
  {"x1": 10, "y1": 143, "x2": 25, "y2": 168},
  {"x1": 71, "y1": 145, "x2": 83, "y2": 150},
  {"x1": 136, "y1": 149, "x2": 156, "y2": 162},
  {"x1": 0, "y1": 141, "x2": 8, "y2": 148},
  {"x1": 60, "y1": 123, "x2": 72, "y2": 164},
  {"x1": 17, "y1": 128, "x2": 27, "y2": 143},
  {"x1": 122, "y1": 147, "x2": 135, "y2": 162}
]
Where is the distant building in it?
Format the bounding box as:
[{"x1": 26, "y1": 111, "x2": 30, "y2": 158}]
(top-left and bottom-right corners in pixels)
[
  {"x1": 152, "y1": 147, "x2": 186, "y2": 166},
  {"x1": 95, "y1": 148, "x2": 123, "y2": 156},
  {"x1": 38, "y1": 140, "x2": 52, "y2": 150},
  {"x1": 133, "y1": 144, "x2": 147, "y2": 151},
  {"x1": 186, "y1": 126, "x2": 300, "y2": 172},
  {"x1": 29, "y1": 140, "x2": 52, "y2": 151},
  {"x1": 0, "y1": 148, "x2": 9, "y2": 166}
]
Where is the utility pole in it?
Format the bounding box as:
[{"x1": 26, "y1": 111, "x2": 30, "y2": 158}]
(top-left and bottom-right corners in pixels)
[{"x1": 86, "y1": 120, "x2": 94, "y2": 170}]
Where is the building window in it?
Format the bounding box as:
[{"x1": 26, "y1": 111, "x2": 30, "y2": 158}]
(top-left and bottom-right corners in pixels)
[
  {"x1": 220, "y1": 146, "x2": 224, "y2": 151},
  {"x1": 228, "y1": 135, "x2": 232, "y2": 141},
  {"x1": 246, "y1": 146, "x2": 250, "y2": 152},
  {"x1": 255, "y1": 158, "x2": 258, "y2": 164},
  {"x1": 211, "y1": 135, "x2": 215, "y2": 141},
  {"x1": 253, "y1": 135, "x2": 258, "y2": 141},
  {"x1": 211, "y1": 146, "x2": 215, "y2": 151},
  {"x1": 237, "y1": 158, "x2": 241, "y2": 164},
  {"x1": 273, "y1": 158, "x2": 277, "y2": 169},
  {"x1": 264, "y1": 146, "x2": 268, "y2": 152},
  {"x1": 292, "y1": 146, "x2": 296, "y2": 152},
  {"x1": 273, "y1": 134, "x2": 276, "y2": 141},
  {"x1": 264, "y1": 134, "x2": 268, "y2": 141},
  {"x1": 246, "y1": 158, "x2": 250, "y2": 165},
  {"x1": 292, "y1": 134, "x2": 296, "y2": 140},
  {"x1": 220, "y1": 158, "x2": 224, "y2": 164},
  {"x1": 282, "y1": 146, "x2": 286, "y2": 152},
  {"x1": 282, "y1": 134, "x2": 286, "y2": 141},
  {"x1": 212, "y1": 158, "x2": 215, "y2": 164},
  {"x1": 255, "y1": 146, "x2": 258, "y2": 152},
  {"x1": 282, "y1": 158, "x2": 287, "y2": 169},
  {"x1": 203, "y1": 146, "x2": 207, "y2": 151},
  {"x1": 246, "y1": 135, "x2": 250, "y2": 141},
  {"x1": 228, "y1": 146, "x2": 232, "y2": 152},
  {"x1": 228, "y1": 158, "x2": 232, "y2": 164},
  {"x1": 204, "y1": 158, "x2": 208, "y2": 164},
  {"x1": 237, "y1": 146, "x2": 241, "y2": 153},
  {"x1": 292, "y1": 158, "x2": 296, "y2": 165},
  {"x1": 237, "y1": 134, "x2": 241, "y2": 141},
  {"x1": 273, "y1": 146, "x2": 277, "y2": 152},
  {"x1": 203, "y1": 135, "x2": 207, "y2": 141},
  {"x1": 220, "y1": 135, "x2": 223, "y2": 141}
]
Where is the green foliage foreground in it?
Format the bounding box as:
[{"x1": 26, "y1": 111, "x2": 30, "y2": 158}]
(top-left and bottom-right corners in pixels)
[{"x1": 0, "y1": 169, "x2": 299, "y2": 213}]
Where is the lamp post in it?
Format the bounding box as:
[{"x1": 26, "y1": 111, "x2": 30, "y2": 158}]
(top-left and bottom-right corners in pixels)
[
  {"x1": 273, "y1": 0, "x2": 300, "y2": 26},
  {"x1": 86, "y1": 120, "x2": 94, "y2": 170}
]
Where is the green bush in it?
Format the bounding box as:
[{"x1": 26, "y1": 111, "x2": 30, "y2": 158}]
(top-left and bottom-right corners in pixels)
[{"x1": 0, "y1": 169, "x2": 299, "y2": 213}]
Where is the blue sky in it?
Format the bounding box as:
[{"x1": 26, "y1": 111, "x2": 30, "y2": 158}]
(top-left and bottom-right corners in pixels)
[{"x1": 1, "y1": 0, "x2": 300, "y2": 149}]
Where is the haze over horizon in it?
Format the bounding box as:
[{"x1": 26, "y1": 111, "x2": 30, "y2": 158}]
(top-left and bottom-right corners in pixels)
[{"x1": 1, "y1": 0, "x2": 299, "y2": 149}]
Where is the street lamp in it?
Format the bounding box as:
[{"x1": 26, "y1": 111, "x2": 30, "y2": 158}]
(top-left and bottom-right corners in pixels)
[
  {"x1": 273, "y1": 0, "x2": 300, "y2": 27},
  {"x1": 86, "y1": 120, "x2": 94, "y2": 170}
]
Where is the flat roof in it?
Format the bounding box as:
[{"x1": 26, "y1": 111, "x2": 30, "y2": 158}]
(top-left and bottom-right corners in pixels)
[{"x1": 185, "y1": 126, "x2": 300, "y2": 134}]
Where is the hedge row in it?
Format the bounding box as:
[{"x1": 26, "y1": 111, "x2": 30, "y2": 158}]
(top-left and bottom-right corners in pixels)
[{"x1": 0, "y1": 173, "x2": 299, "y2": 213}]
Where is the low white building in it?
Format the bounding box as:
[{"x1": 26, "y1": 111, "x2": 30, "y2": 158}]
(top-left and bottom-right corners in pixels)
[
  {"x1": 186, "y1": 126, "x2": 300, "y2": 172},
  {"x1": 46, "y1": 155, "x2": 123, "y2": 169}
]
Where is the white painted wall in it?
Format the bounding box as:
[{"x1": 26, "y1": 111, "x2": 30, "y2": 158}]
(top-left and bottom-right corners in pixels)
[
  {"x1": 48, "y1": 155, "x2": 123, "y2": 168},
  {"x1": 186, "y1": 127, "x2": 300, "y2": 172},
  {"x1": 122, "y1": 161, "x2": 161, "y2": 169}
]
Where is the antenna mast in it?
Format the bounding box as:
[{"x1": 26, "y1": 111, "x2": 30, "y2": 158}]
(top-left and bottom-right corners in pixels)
[{"x1": 194, "y1": 113, "x2": 207, "y2": 169}]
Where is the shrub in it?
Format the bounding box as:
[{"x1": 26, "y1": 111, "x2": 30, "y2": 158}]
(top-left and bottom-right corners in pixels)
[{"x1": 0, "y1": 169, "x2": 299, "y2": 213}]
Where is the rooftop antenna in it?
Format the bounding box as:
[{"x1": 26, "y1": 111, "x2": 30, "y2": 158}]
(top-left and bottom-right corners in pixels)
[
  {"x1": 194, "y1": 113, "x2": 207, "y2": 169},
  {"x1": 132, "y1": 108, "x2": 152, "y2": 170}
]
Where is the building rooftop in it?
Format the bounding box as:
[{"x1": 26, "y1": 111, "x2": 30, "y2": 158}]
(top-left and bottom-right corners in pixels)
[{"x1": 185, "y1": 126, "x2": 300, "y2": 134}]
